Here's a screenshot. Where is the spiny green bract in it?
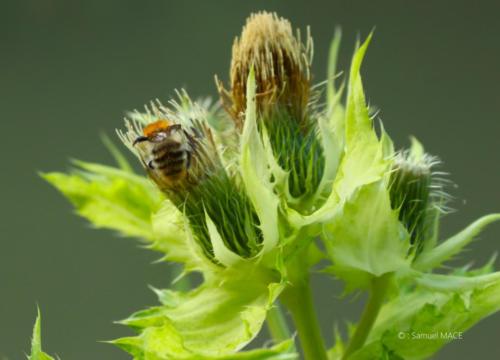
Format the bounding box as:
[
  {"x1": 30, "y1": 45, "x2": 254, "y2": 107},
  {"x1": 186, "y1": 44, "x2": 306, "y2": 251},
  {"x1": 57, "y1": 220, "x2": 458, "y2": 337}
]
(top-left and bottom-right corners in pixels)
[
  {"x1": 262, "y1": 108, "x2": 325, "y2": 203},
  {"x1": 172, "y1": 170, "x2": 263, "y2": 261},
  {"x1": 37, "y1": 12, "x2": 500, "y2": 360},
  {"x1": 389, "y1": 137, "x2": 445, "y2": 259}
]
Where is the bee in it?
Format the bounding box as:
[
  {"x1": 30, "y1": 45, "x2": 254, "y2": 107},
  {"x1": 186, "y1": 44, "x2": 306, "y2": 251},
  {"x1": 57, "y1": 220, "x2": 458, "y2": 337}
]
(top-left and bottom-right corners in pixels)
[{"x1": 133, "y1": 119, "x2": 196, "y2": 190}]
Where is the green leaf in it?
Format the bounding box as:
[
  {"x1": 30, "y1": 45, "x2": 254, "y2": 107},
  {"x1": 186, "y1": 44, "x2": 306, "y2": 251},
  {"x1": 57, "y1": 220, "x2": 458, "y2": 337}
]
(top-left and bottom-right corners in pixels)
[
  {"x1": 29, "y1": 309, "x2": 55, "y2": 360},
  {"x1": 114, "y1": 265, "x2": 284, "y2": 359},
  {"x1": 450, "y1": 254, "x2": 497, "y2": 277},
  {"x1": 210, "y1": 340, "x2": 296, "y2": 360},
  {"x1": 412, "y1": 270, "x2": 500, "y2": 292},
  {"x1": 334, "y1": 32, "x2": 390, "y2": 202},
  {"x1": 100, "y1": 133, "x2": 134, "y2": 172},
  {"x1": 349, "y1": 275, "x2": 500, "y2": 359},
  {"x1": 345, "y1": 34, "x2": 372, "y2": 141},
  {"x1": 205, "y1": 211, "x2": 244, "y2": 267},
  {"x1": 288, "y1": 33, "x2": 391, "y2": 228},
  {"x1": 313, "y1": 111, "x2": 342, "y2": 205},
  {"x1": 414, "y1": 213, "x2": 500, "y2": 271},
  {"x1": 326, "y1": 27, "x2": 346, "y2": 151},
  {"x1": 327, "y1": 27, "x2": 343, "y2": 107},
  {"x1": 43, "y1": 162, "x2": 203, "y2": 269},
  {"x1": 151, "y1": 200, "x2": 215, "y2": 273},
  {"x1": 240, "y1": 69, "x2": 280, "y2": 255},
  {"x1": 114, "y1": 336, "x2": 295, "y2": 360},
  {"x1": 323, "y1": 181, "x2": 410, "y2": 291},
  {"x1": 43, "y1": 162, "x2": 162, "y2": 241}
]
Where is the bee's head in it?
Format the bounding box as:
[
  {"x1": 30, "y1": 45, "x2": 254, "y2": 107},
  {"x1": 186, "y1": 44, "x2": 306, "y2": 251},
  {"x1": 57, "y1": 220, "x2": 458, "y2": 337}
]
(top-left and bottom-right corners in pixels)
[{"x1": 133, "y1": 119, "x2": 182, "y2": 145}]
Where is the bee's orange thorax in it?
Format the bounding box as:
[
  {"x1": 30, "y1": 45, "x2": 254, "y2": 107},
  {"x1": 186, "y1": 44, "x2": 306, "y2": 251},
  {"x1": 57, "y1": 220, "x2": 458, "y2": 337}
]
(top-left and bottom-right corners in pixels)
[{"x1": 143, "y1": 119, "x2": 171, "y2": 137}]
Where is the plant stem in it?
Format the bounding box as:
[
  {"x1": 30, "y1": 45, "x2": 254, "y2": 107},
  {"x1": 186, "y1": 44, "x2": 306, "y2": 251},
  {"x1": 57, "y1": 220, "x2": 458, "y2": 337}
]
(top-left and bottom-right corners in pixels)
[
  {"x1": 282, "y1": 275, "x2": 328, "y2": 360},
  {"x1": 342, "y1": 273, "x2": 392, "y2": 359},
  {"x1": 266, "y1": 302, "x2": 293, "y2": 345}
]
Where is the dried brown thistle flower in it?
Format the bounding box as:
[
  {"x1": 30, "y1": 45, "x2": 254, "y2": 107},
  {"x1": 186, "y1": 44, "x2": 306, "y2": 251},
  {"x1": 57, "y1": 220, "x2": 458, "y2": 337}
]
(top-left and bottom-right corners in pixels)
[{"x1": 216, "y1": 11, "x2": 313, "y2": 129}]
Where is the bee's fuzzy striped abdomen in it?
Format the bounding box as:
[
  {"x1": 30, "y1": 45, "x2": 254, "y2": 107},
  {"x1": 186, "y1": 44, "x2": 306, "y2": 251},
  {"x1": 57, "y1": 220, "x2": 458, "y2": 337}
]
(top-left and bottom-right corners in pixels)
[
  {"x1": 152, "y1": 142, "x2": 182, "y2": 155},
  {"x1": 131, "y1": 121, "x2": 197, "y2": 189},
  {"x1": 150, "y1": 140, "x2": 190, "y2": 179}
]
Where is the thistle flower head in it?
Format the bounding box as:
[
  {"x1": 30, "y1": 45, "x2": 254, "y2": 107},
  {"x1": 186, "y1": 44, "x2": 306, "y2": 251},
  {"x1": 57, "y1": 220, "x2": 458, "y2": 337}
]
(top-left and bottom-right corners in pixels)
[
  {"x1": 117, "y1": 93, "x2": 267, "y2": 265},
  {"x1": 390, "y1": 138, "x2": 445, "y2": 257},
  {"x1": 117, "y1": 95, "x2": 220, "y2": 193},
  {"x1": 218, "y1": 11, "x2": 313, "y2": 127}
]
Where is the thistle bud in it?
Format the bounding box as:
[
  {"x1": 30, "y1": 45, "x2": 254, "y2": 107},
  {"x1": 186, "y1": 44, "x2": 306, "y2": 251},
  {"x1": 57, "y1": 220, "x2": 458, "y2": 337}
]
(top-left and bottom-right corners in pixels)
[
  {"x1": 118, "y1": 96, "x2": 263, "y2": 264},
  {"x1": 390, "y1": 139, "x2": 444, "y2": 257},
  {"x1": 217, "y1": 11, "x2": 313, "y2": 127}
]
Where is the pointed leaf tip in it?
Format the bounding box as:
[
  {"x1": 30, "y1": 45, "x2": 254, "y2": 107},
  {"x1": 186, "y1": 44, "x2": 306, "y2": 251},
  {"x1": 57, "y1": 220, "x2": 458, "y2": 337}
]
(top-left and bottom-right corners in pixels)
[
  {"x1": 327, "y1": 27, "x2": 343, "y2": 105},
  {"x1": 100, "y1": 132, "x2": 133, "y2": 172},
  {"x1": 205, "y1": 211, "x2": 243, "y2": 267},
  {"x1": 29, "y1": 309, "x2": 55, "y2": 360},
  {"x1": 414, "y1": 213, "x2": 500, "y2": 271}
]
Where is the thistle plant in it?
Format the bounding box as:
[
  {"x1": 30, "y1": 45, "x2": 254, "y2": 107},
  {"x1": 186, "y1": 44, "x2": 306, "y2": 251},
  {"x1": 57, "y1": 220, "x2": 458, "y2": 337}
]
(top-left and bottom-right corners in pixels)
[{"x1": 31, "y1": 11, "x2": 500, "y2": 360}]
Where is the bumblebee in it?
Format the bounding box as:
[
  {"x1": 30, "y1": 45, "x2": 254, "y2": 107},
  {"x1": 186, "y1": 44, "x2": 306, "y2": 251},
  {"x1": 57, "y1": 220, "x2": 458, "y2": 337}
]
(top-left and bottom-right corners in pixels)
[{"x1": 133, "y1": 119, "x2": 196, "y2": 190}]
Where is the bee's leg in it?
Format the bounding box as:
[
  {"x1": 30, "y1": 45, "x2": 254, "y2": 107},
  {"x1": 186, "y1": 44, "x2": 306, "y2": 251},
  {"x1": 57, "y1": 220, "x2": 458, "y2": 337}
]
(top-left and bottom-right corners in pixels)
[
  {"x1": 147, "y1": 160, "x2": 155, "y2": 170},
  {"x1": 133, "y1": 136, "x2": 149, "y2": 146}
]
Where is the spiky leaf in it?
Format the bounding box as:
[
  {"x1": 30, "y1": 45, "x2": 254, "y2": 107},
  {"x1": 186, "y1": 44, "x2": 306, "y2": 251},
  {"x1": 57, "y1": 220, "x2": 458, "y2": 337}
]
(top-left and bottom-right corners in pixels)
[
  {"x1": 28, "y1": 310, "x2": 55, "y2": 360},
  {"x1": 324, "y1": 181, "x2": 410, "y2": 290},
  {"x1": 114, "y1": 265, "x2": 284, "y2": 359},
  {"x1": 347, "y1": 275, "x2": 500, "y2": 360}
]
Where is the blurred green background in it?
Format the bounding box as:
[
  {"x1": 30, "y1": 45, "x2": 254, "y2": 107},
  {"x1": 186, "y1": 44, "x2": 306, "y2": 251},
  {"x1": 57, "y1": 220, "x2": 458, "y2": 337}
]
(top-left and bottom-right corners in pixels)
[{"x1": 1, "y1": 0, "x2": 499, "y2": 358}]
